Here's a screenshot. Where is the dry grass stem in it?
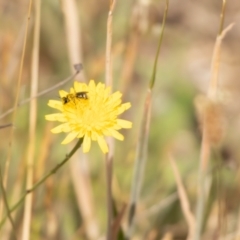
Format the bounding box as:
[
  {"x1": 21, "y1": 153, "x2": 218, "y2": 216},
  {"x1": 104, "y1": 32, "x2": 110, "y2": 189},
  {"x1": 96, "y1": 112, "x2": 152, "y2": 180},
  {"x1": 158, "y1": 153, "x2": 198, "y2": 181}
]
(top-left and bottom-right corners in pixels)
[
  {"x1": 209, "y1": 23, "x2": 234, "y2": 98},
  {"x1": 21, "y1": 1, "x2": 41, "y2": 239},
  {"x1": 169, "y1": 154, "x2": 195, "y2": 240},
  {"x1": 112, "y1": 204, "x2": 126, "y2": 240},
  {"x1": 0, "y1": 168, "x2": 17, "y2": 240},
  {"x1": 62, "y1": 0, "x2": 85, "y2": 79},
  {"x1": 194, "y1": 20, "x2": 234, "y2": 240},
  {"x1": 218, "y1": 0, "x2": 226, "y2": 35},
  {"x1": 0, "y1": 124, "x2": 12, "y2": 129},
  {"x1": 0, "y1": 0, "x2": 33, "y2": 229},
  {"x1": 62, "y1": 0, "x2": 99, "y2": 238},
  {"x1": 105, "y1": 0, "x2": 116, "y2": 87},
  {"x1": 105, "y1": 1, "x2": 116, "y2": 239}
]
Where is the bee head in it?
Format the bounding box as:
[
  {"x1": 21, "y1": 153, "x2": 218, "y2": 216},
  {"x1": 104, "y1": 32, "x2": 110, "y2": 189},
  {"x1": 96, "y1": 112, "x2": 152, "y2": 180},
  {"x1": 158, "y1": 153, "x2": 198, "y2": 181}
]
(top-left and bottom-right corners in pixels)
[{"x1": 62, "y1": 96, "x2": 70, "y2": 104}]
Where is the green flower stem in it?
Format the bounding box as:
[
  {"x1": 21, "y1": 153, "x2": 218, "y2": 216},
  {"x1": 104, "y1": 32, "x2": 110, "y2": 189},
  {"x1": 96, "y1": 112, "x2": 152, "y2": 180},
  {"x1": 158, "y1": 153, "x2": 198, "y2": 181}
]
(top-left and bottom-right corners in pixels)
[{"x1": 0, "y1": 138, "x2": 83, "y2": 229}]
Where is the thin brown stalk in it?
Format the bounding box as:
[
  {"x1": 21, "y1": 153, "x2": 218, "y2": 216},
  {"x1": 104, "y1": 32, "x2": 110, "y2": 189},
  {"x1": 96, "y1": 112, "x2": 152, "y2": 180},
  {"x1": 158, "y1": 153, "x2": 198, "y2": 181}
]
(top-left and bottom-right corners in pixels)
[
  {"x1": 0, "y1": 124, "x2": 12, "y2": 129},
  {"x1": 0, "y1": 168, "x2": 17, "y2": 240},
  {"x1": 105, "y1": 0, "x2": 116, "y2": 88},
  {"x1": 21, "y1": 0, "x2": 40, "y2": 239},
  {"x1": 194, "y1": 23, "x2": 234, "y2": 240},
  {"x1": 218, "y1": 0, "x2": 226, "y2": 35},
  {"x1": 0, "y1": 65, "x2": 81, "y2": 120},
  {"x1": 62, "y1": 0, "x2": 99, "y2": 238},
  {"x1": 0, "y1": 0, "x2": 33, "y2": 229},
  {"x1": 112, "y1": 204, "x2": 126, "y2": 240},
  {"x1": 105, "y1": 1, "x2": 116, "y2": 240},
  {"x1": 169, "y1": 154, "x2": 195, "y2": 240}
]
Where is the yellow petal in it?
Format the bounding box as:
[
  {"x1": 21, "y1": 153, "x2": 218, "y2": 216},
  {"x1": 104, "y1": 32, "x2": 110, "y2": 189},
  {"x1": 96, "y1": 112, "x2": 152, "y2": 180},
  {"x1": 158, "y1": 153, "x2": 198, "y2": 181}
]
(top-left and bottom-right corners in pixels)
[
  {"x1": 91, "y1": 131, "x2": 98, "y2": 141},
  {"x1": 77, "y1": 131, "x2": 84, "y2": 139},
  {"x1": 74, "y1": 81, "x2": 88, "y2": 92},
  {"x1": 51, "y1": 123, "x2": 71, "y2": 133},
  {"x1": 117, "y1": 103, "x2": 131, "y2": 114},
  {"x1": 96, "y1": 82, "x2": 105, "y2": 93},
  {"x1": 110, "y1": 129, "x2": 124, "y2": 140},
  {"x1": 97, "y1": 136, "x2": 108, "y2": 153},
  {"x1": 61, "y1": 132, "x2": 78, "y2": 144},
  {"x1": 83, "y1": 135, "x2": 91, "y2": 153},
  {"x1": 89, "y1": 80, "x2": 96, "y2": 91},
  {"x1": 48, "y1": 100, "x2": 63, "y2": 111},
  {"x1": 117, "y1": 119, "x2": 132, "y2": 129},
  {"x1": 45, "y1": 113, "x2": 66, "y2": 122},
  {"x1": 59, "y1": 90, "x2": 69, "y2": 98},
  {"x1": 111, "y1": 91, "x2": 122, "y2": 101}
]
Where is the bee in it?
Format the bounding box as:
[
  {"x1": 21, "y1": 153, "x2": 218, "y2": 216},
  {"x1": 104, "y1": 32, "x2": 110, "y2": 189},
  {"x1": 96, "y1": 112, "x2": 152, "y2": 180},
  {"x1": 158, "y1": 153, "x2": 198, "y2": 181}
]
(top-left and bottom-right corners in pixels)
[
  {"x1": 75, "y1": 91, "x2": 88, "y2": 100},
  {"x1": 61, "y1": 91, "x2": 88, "y2": 105}
]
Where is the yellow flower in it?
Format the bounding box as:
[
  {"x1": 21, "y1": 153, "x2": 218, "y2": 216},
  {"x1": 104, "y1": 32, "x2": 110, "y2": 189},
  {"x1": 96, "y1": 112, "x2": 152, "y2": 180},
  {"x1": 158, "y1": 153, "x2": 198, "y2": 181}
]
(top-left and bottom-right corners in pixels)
[{"x1": 45, "y1": 80, "x2": 132, "y2": 153}]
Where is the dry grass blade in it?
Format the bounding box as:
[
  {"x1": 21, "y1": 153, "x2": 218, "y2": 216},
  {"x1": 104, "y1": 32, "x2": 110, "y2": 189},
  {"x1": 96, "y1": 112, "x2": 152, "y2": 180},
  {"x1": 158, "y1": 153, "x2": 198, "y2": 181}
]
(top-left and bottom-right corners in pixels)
[
  {"x1": 105, "y1": 0, "x2": 116, "y2": 87},
  {"x1": 105, "y1": 1, "x2": 116, "y2": 240},
  {"x1": 218, "y1": 0, "x2": 226, "y2": 35},
  {"x1": 169, "y1": 154, "x2": 195, "y2": 240},
  {"x1": 21, "y1": 0, "x2": 41, "y2": 239},
  {"x1": 62, "y1": 0, "x2": 85, "y2": 79},
  {"x1": 62, "y1": 0, "x2": 99, "y2": 238}
]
